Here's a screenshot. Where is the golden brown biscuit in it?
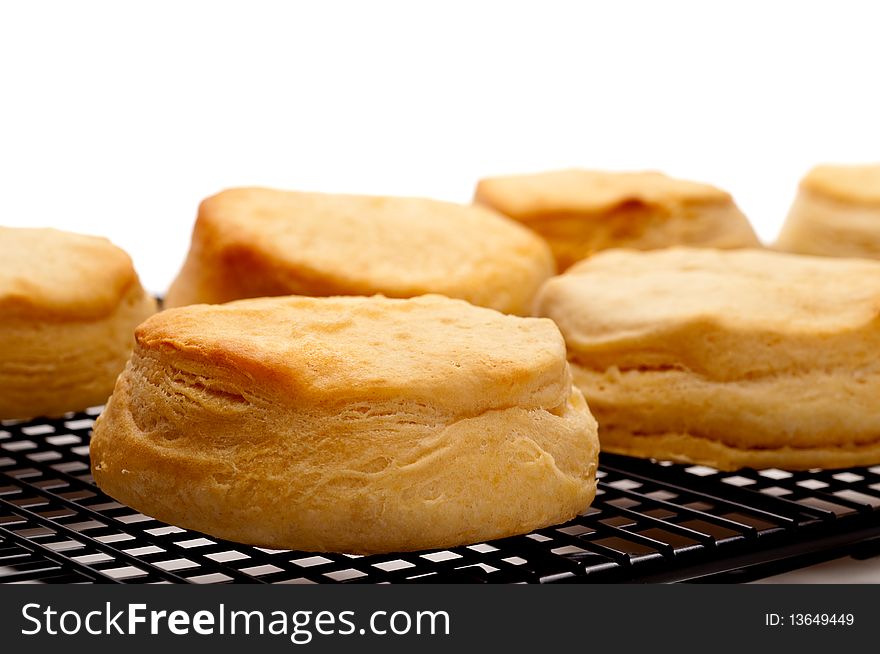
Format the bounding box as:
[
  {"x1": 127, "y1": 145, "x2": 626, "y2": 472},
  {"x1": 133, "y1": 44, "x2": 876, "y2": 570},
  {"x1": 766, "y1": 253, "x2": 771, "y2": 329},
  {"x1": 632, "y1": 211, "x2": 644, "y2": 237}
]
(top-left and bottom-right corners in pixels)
[
  {"x1": 776, "y1": 164, "x2": 880, "y2": 259},
  {"x1": 165, "y1": 188, "x2": 554, "y2": 315},
  {"x1": 0, "y1": 227, "x2": 156, "y2": 419},
  {"x1": 534, "y1": 247, "x2": 880, "y2": 471},
  {"x1": 475, "y1": 169, "x2": 760, "y2": 270},
  {"x1": 90, "y1": 294, "x2": 599, "y2": 554}
]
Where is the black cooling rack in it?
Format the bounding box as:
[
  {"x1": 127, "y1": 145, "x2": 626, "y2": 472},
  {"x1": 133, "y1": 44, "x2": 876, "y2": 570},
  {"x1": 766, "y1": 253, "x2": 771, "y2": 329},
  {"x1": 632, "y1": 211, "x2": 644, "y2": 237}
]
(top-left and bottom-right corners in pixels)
[{"x1": 2, "y1": 407, "x2": 879, "y2": 584}]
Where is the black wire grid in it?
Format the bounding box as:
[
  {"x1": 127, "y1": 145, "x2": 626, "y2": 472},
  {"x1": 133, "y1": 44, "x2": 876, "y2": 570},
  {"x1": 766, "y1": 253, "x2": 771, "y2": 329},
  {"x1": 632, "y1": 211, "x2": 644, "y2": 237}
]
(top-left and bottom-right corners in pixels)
[{"x1": 2, "y1": 407, "x2": 879, "y2": 584}]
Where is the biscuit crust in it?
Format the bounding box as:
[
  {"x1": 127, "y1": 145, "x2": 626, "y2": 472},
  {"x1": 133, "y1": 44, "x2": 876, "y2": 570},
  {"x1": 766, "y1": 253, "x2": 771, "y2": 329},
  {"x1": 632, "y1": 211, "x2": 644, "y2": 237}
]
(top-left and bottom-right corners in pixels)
[
  {"x1": 799, "y1": 164, "x2": 880, "y2": 206},
  {"x1": 90, "y1": 295, "x2": 599, "y2": 553},
  {"x1": 535, "y1": 247, "x2": 880, "y2": 470},
  {"x1": 776, "y1": 164, "x2": 880, "y2": 259},
  {"x1": 165, "y1": 188, "x2": 554, "y2": 315},
  {"x1": 475, "y1": 169, "x2": 759, "y2": 270},
  {"x1": 0, "y1": 228, "x2": 156, "y2": 419}
]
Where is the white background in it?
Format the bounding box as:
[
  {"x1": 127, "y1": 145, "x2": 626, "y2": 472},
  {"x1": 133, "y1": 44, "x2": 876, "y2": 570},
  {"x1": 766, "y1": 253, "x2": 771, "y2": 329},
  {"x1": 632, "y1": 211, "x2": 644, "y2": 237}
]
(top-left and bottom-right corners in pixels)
[{"x1": 2, "y1": 0, "x2": 880, "y2": 294}]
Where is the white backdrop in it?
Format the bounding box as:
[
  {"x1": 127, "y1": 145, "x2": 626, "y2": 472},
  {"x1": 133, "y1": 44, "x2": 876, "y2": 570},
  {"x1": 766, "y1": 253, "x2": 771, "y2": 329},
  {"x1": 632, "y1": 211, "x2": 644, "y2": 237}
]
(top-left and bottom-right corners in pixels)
[{"x1": 2, "y1": 0, "x2": 879, "y2": 294}]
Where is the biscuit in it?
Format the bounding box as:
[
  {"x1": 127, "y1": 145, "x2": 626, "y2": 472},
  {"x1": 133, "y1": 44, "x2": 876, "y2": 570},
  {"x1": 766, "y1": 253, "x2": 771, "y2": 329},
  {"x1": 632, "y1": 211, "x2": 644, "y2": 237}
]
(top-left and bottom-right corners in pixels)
[
  {"x1": 90, "y1": 294, "x2": 599, "y2": 554},
  {"x1": 534, "y1": 247, "x2": 880, "y2": 471},
  {"x1": 0, "y1": 227, "x2": 156, "y2": 419},
  {"x1": 475, "y1": 169, "x2": 760, "y2": 270},
  {"x1": 776, "y1": 164, "x2": 880, "y2": 259},
  {"x1": 165, "y1": 188, "x2": 554, "y2": 315}
]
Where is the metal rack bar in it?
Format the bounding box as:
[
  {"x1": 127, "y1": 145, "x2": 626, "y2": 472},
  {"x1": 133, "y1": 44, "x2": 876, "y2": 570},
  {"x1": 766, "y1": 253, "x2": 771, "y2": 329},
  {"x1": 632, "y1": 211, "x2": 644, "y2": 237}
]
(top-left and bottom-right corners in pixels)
[{"x1": 2, "y1": 410, "x2": 879, "y2": 584}]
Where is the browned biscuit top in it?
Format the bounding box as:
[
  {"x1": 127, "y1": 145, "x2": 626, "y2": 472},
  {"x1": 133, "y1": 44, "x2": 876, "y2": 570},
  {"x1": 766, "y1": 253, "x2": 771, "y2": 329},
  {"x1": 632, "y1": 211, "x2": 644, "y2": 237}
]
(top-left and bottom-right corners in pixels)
[
  {"x1": 136, "y1": 294, "x2": 570, "y2": 414},
  {"x1": 535, "y1": 247, "x2": 880, "y2": 380},
  {"x1": 194, "y1": 187, "x2": 552, "y2": 298},
  {"x1": 800, "y1": 164, "x2": 880, "y2": 206},
  {"x1": 0, "y1": 227, "x2": 141, "y2": 320},
  {"x1": 475, "y1": 169, "x2": 732, "y2": 220}
]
